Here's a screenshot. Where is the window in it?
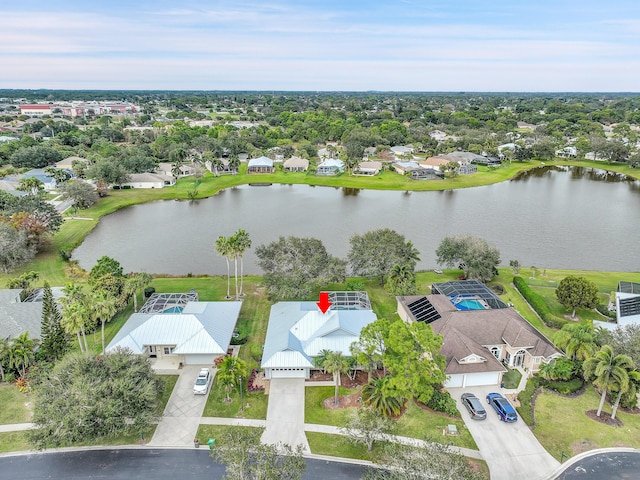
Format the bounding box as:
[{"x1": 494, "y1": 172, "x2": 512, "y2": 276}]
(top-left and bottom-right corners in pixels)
[
  {"x1": 490, "y1": 347, "x2": 501, "y2": 360},
  {"x1": 533, "y1": 357, "x2": 541, "y2": 364},
  {"x1": 163, "y1": 347, "x2": 175, "y2": 355}
]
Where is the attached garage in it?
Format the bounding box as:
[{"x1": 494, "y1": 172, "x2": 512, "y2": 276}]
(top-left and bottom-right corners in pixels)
[
  {"x1": 269, "y1": 368, "x2": 307, "y2": 379},
  {"x1": 446, "y1": 372, "x2": 501, "y2": 388},
  {"x1": 184, "y1": 354, "x2": 218, "y2": 366}
]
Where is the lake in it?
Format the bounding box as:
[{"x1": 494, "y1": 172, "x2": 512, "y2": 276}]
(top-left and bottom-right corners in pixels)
[{"x1": 73, "y1": 166, "x2": 640, "y2": 275}]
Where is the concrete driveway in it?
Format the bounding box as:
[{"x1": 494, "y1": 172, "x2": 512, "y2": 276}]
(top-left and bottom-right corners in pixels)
[
  {"x1": 450, "y1": 386, "x2": 560, "y2": 480},
  {"x1": 261, "y1": 378, "x2": 310, "y2": 453},
  {"x1": 149, "y1": 366, "x2": 212, "y2": 447}
]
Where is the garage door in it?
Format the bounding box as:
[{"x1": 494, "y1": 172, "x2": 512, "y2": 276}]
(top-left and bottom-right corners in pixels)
[
  {"x1": 270, "y1": 368, "x2": 307, "y2": 379},
  {"x1": 465, "y1": 372, "x2": 501, "y2": 387},
  {"x1": 184, "y1": 354, "x2": 215, "y2": 365},
  {"x1": 446, "y1": 374, "x2": 464, "y2": 388}
]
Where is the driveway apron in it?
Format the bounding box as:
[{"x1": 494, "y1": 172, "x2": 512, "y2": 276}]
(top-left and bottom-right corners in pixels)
[
  {"x1": 149, "y1": 366, "x2": 212, "y2": 447},
  {"x1": 450, "y1": 386, "x2": 559, "y2": 480},
  {"x1": 261, "y1": 378, "x2": 310, "y2": 453}
]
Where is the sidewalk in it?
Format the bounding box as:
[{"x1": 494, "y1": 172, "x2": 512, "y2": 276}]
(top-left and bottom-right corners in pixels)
[{"x1": 0, "y1": 423, "x2": 33, "y2": 433}]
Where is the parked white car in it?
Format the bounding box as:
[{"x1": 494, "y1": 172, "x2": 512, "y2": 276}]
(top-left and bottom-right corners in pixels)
[{"x1": 193, "y1": 368, "x2": 211, "y2": 395}]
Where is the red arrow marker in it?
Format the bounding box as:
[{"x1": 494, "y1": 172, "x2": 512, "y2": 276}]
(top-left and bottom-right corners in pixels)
[{"x1": 316, "y1": 292, "x2": 332, "y2": 314}]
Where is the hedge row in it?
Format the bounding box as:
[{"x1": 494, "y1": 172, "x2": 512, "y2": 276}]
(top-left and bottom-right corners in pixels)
[{"x1": 513, "y1": 276, "x2": 567, "y2": 329}]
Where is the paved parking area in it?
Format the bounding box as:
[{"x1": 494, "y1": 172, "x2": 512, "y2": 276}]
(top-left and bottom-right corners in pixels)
[
  {"x1": 450, "y1": 385, "x2": 560, "y2": 480},
  {"x1": 149, "y1": 366, "x2": 213, "y2": 447}
]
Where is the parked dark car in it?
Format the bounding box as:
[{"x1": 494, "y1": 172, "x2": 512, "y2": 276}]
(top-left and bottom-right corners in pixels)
[
  {"x1": 486, "y1": 392, "x2": 518, "y2": 422},
  {"x1": 461, "y1": 393, "x2": 487, "y2": 420}
]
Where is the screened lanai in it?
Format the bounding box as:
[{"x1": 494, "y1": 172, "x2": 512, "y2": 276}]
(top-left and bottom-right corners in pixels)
[
  {"x1": 139, "y1": 292, "x2": 199, "y2": 314},
  {"x1": 431, "y1": 280, "x2": 508, "y2": 310}
]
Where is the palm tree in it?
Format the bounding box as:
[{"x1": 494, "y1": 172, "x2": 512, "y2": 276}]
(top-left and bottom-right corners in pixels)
[
  {"x1": 10, "y1": 332, "x2": 37, "y2": 377},
  {"x1": 215, "y1": 236, "x2": 234, "y2": 299},
  {"x1": 126, "y1": 272, "x2": 153, "y2": 312},
  {"x1": 216, "y1": 355, "x2": 247, "y2": 402},
  {"x1": 231, "y1": 229, "x2": 251, "y2": 298},
  {"x1": 92, "y1": 289, "x2": 118, "y2": 354},
  {"x1": 323, "y1": 351, "x2": 349, "y2": 406},
  {"x1": 17, "y1": 176, "x2": 43, "y2": 195},
  {"x1": 60, "y1": 283, "x2": 89, "y2": 352},
  {"x1": 0, "y1": 337, "x2": 11, "y2": 382},
  {"x1": 361, "y1": 377, "x2": 404, "y2": 417},
  {"x1": 553, "y1": 321, "x2": 599, "y2": 361},
  {"x1": 611, "y1": 369, "x2": 640, "y2": 420},
  {"x1": 583, "y1": 345, "x2": 634, "y2": 417},
  {"x1": 314, "y1": 349, "x2": 332, "y2": 374}
]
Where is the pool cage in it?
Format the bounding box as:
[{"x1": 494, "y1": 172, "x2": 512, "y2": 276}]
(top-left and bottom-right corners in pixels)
[
  {"x1": 139, "y1": 292, "x2": 199, "y2": 314},
  {"x1": 327, "y1": 291, "x2": 371, "y2": 310},
  {"x1": 431, "y1": 280, "x2": 508, "y2": 310}
]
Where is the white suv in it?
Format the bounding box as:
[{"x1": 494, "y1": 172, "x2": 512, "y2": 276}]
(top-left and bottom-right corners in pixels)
[{"x1": 193, "y1": 368, "x2": 211, "y2": 395}]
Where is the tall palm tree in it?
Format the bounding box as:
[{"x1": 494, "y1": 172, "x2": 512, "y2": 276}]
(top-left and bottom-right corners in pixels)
[
  {"x1": 60, "y1": 283, "x2": 89, "y2": 352},
  {"x1": 17, "y1": 177, "x2": 43, "y2": 195},
  {"x1": 216, "y1": 355, "x2": 247, "y2": 402},
  {"x1": 215, "y1": 236, "x2": 233, "y2": 299},
  {"x1": 611, "y1": 369, "x2": 640, "y2": 420},
  {"x1": 126, "y1": 272, "x2": 153, "y2": 312},
  {"x1": 10, "y1": 332, "x2": 37, "y2": 377},
  {"x1": 583, "y1": 345, "x2": 634, "y2": 417},
  {"x1": 92, "y1": 289, "x2": 118, "y2": 354},
  {"x1": 231, "y1": 229, "x2": 251, "y2": 298},
  {"x1": 323, "y1": 351, "x2": 349, "y2": 406},
  {"x1": 554, "y1": 321, "x2": 599, "y2": 361}
]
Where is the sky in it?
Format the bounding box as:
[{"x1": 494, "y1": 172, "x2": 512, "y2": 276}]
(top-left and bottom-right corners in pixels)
[{"x1": 2, "y1": 0, "x2": 639, "y2": 92}]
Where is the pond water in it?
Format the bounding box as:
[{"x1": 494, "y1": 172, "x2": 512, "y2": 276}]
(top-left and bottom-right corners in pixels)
[{"x1": 73, "y1": 166, "x2": 640, "y2": 275}]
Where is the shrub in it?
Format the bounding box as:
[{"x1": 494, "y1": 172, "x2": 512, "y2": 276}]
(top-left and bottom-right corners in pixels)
[
  {"x1": 516, "y1": 376, "x2": 541, "y2": 426},
  {"x1": 247, "y1": 368, "x2": 264, "y2": 392},
  {"x1": 58, "y1": 249, "x2": 72, "y2": 262},
  {"x1": 540, "y1": 377, "x2": 584, "y2": 395},
  {"x1": 426, "y1": 388, "x2": 459, "y2": 417},
  {"x1": 513, "y1": 276, "x2": 567, "y2": 329},
  {"x1": 143, "y1": 286, "x2": 156, "y2": 298},
  {"x1": 596, "y1": 303, "x2": 616, "y2": 319},
  {"x1": 15, "y1": 376, "x2": 30, "y2": 393},
  {"x1": 345, "y1": 280, "x2": 366, "y2": 291},
  {"x1": 249, "y1": 343, "x2": 263, "y2": 363}
]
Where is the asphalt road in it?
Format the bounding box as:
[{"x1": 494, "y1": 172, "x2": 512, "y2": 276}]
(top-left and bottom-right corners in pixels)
[
  {"x1": 0, "y1": 449, "x2": 367, "y2": 480},
  {"x1": 554, "y1": 451, "x2": 640, "y2": 480}
]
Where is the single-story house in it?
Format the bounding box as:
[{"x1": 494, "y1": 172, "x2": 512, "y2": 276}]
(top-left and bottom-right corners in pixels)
[
  {"x1": 596, "y1": 282, "x2": 640, "y2": 331},
  {"x1": 354, "y1": 161, "x2": 382, "y2": 176},
  {"x1": 157, "y1": 162, "x2": 197, "y2": 177},
  {"x1": 55, "y1": 156, "x2": 88, "y2": 170},
  {"x1": 556, "y1": 146, "x2": 577, "y2": 158},
  {"x1": 261, "y1": 293, "x2": 377, "y2": 379},
  {"x1": 0, "y1": 287, "x2": 65, "y2": 340},
  {"x1": 423, "y1": 154, "x2": 478, "y2": 175},
  {"x1": 419, "y1": 157, "x2": 450, "y2": 171},
  {"x1": 204, "y1": 158, "x2": 237, "y2": 175},
  {"x1": 283, "y1": 156, "x2": 309, "y2": 172},
  {"x1": 363, "y1": 147, "x2": 376, "y2": 158},
  {"x1": 397, "y1": 281, "x2": 562, "y2": 388},
  {"x1": 408, "y1": 168, "x2": 444, "y2": 180},
  {"x1": 0, "y1": 179, "x2": 25, "y2": 196},
  {"x1": 316, "y1": 159, "x2": 344, "y2": 175},
  {"x1": 121, "y1": 172, "x2": 175, "y2": 189},
  {"x1": 391, "y1": 146, "x2": 414, "y2": 158},
  {"x1": 247, "y1": 156, "x2": 275, "y2": 174},
  {"x1": 106, "y1": 296, "x2": 242, "y2": 366},
  {"x1": 392, "y1": 161, "x2": 420, "y2": 175},
  {"x1": 472, "y1": 156, "x2": 502, "y2": 166}
]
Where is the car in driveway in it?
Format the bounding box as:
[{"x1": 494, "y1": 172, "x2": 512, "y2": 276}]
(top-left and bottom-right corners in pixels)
[
  {"x1": 193, "y1": 368, "x2": 211, "y2": 395},
  {"x1": 486, "y1": 392, "x2": 518, "y2": 422},
  {"x1": 461, "y1": 393, "x2": 487, "y2": 420}
]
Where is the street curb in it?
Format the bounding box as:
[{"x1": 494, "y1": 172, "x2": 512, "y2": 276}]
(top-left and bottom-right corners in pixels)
[{"x1": 539, "y1": 447, "x2": 640, "y2": 480}]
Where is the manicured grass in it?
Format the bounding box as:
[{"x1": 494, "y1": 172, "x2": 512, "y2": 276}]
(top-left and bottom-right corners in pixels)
[
  {"x1": 502, "y1": 368, "x2": 522, "y2": 389},
  {"x1": 530, "y1": 284, "x2": 609, "y2": 322},
  {"x1": 0, "y1": 384, "x2": 32, "y2": 424},
  {"x1": 0, "y1": 432, "x2": 31, "y2": 453},
  {"x1": 533, "y1": 385, "x2": 640, "y2": 459},
  {"x1": 155, "y1": 374, "x2": 179, "y2": 415},
  {"x1": 305, "y1": 386, "x2": 361, "y2": 426},
  {"x1": 395, "y1": 400, "x2": 477, "y2": 450},
  {"x1": 196, "y1": 424, "x2": 263, "y2": 446},
  {"x1": 306, "y1": 431, "x2": 377, "y2": 460},
  {"x1": 202, "y1": 378, "x2": 268, "y2": 420}
]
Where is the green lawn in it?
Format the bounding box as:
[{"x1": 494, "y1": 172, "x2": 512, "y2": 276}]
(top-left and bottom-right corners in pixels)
[
  {"x1": 196, "y1": 424, "x2": 262, "y2": 447},
  {"x1": 533, "y1": 385, "x2": 640, "y2": 459},
  {"x1": 0, "y1": 384, "x2": 32, "y2": 424},
  {"x1": 202, "y1": 378, "x2": 269, "y2": 420},
  {"x1": 155, "y1": 374, "x2": 179, "y2": 416},
  {"x1": 502, "y1": 368, "x2": 522, "y2": 389},
  {"x1": 306, "y1": 431, "x2": 378, "y2": 460},
  {"x1": 0, "y1": 432, "x2": 30, "y2": 453},
  {"x1": 305, "y1": 386, "x2": 360, "y2": 426}
]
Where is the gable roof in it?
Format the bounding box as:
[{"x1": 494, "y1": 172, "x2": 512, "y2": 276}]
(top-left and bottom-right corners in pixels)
[
  {"x1": 248, "y1": 156, "x2": 273, "y2": 167},
  {"x1": 106, "y1": 301, "x2": 242, "y2": 355},
  {"x1": 261, "y1": 302, "x2": 377, "y2": 370},
  {"x1": 0, "y1": 288, "x2": 64, "y2": 339}
]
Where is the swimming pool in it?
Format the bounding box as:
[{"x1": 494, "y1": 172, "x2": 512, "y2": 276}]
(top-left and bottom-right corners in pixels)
[
  {"x1": 450, "y1": 297, "x2": 488, "y2": 310},
  {"x1": 162, "y1": 306, "x2": 184, "y2": 313}
]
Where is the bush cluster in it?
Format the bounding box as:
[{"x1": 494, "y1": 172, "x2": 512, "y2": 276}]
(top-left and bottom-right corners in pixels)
[
  {"x1": 596, "y1": 303, "x2": 616, "y2": 319},
  {"x1": 426, "y1": 388, "x2": 459, "y2": 416},
  {"x1": 247, "y1": 368, "x2": 264, "y2": 392},
  {"x1": 516, "y1": 376, "x2": 541, "y2": 426},
  {"x1": 541, "y1": 377, "x2": 584, "y2": 395},
  {"x1": 513, "y1": 276, "x2": 567, "y2": 329}
]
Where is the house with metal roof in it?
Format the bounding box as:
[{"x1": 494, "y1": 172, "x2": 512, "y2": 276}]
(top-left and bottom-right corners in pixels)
[
  {"x1": 315, "y1": 158, "x2": 344, "y2": 175},
  {"x1": 397, "y1": 282, "x2": 562, "y2": 388},
  {"x1": 596, "y1": 281, "x2": 640, "y2": 331},
  {"x1": 106, "y1": 300, "x2": 242, "y2": 366},
  {"x1": 261, "y1": 299, "x2": 377, "y2": 379},
  {"x1": 247, "y1": 156, "x2": 275, "y2": 173}
]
